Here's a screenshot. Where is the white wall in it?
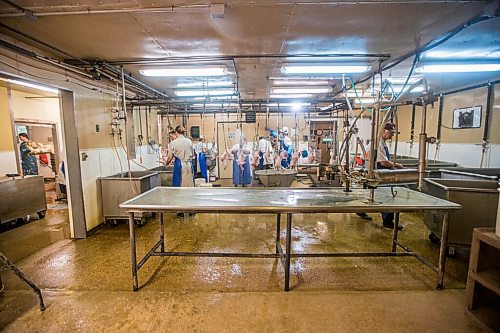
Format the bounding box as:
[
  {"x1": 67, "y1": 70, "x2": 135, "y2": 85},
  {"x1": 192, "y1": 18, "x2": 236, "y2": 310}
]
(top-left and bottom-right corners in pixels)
[
  {"x1": 395, "y1": 141, "x2": 500, "y2": 168},
  {"x1": 0, "y1": 151, "x2": 17, "y2": 174},
  {"x1": 12, "y1": 91, "x2": 63, "y2": 151},
  {"x1": 80, "y1": 145, "x2": 161, "y2": 230}
]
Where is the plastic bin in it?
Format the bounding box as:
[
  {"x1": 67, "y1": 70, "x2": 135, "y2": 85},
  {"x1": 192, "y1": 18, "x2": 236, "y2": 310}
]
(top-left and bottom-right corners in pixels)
[{"x1": 423, "y1": 178, "x2": 499, "y2": 251}]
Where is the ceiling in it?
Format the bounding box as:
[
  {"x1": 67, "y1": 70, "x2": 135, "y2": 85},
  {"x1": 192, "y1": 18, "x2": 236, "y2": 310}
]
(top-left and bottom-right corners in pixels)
[{"x1": 0, "y1": 1, "x2": 499, "y2": 112}]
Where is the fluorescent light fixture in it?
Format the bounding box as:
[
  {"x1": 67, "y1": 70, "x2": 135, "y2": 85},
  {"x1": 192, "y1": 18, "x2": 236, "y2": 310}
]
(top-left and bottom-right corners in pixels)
[
  {"x1": 268, "y1": 102, "x2": 310, "y2": 107},
  {"x1": 292, "y1": 103, "x2": 302, "y2": 111},
  {"x1": 272, "y1": 79, "x2": 331, "y2": 86},
  {"x1": 424, "y1": 50, "x2": 500, "y2": 59},
  {"x1": 269, "y1": 76, "x2": 335, "y2": 81},
  {"x1": 416, "y1": 64, "x2": 500, "y2": 73},
  {"x1": 0, "y1": 78, "x2": 59, "y2": 94},
  {"x1": 393, "y1": 85, "x2": 424, "y2": 93},
  {"x1": 191, "y1": 103, "x2": 224, "y2": 108},
  {"x1": 271, "y1": 87, "x2": 330, "y2": 94},
  {"x1": 270, "y1": 94, "x2": 313, "y2": 99},
  {"x1": 354, "y1": 98, "x2": 377, "y2": 104},
  {"x1": 191, "y1": 95, "x2": 237, "y2": 100},
  {"x1": 176, "y1": 81, "x2": 234, "y2": 88},
  {"x1": 339, "y1": 91, "x2": 366, "y2": 98},
  {"x1": 282, "y1": 65, "x2": 371, "y2": 74},
  {"x1": 140, "y1": 67, "x2": 227, "y2": 77},
  {"x1": 386, "y1": 77, "x2": 421, "y2": 85},
  {"x1": 174, "y1": 89, "x2": 235, "y2": 97}
]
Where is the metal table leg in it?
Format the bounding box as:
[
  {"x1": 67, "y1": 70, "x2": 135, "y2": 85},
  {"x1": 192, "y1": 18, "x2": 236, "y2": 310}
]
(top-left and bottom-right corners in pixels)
[
  {"x1": 391, "y1": 212, "x2": 400, "y2": 252},
  {"x1": 284, "y1": 213, "x2": 292, "y2": 292},
  {"x1": 276, "y1": 213, "x2": 281, "y2": 254},
  {"x1": 160, "y1": 212, "x2": 165, "y2": 252},
  {"x1": 437, "y1": 211, "x2": 450, "y2": 289},
  {"x1": 129, "y1": 212, "x2": 138, "y2": 291}
]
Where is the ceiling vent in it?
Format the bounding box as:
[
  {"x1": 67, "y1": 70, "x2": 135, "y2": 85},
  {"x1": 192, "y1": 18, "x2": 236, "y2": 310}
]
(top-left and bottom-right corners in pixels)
[{"x1": 210, "y1": 3, "x2": 226, "y2": 19}]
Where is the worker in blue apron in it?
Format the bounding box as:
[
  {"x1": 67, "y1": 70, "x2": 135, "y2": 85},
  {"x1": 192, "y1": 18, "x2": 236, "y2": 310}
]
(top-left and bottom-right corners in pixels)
[
  {"x1": 279, "y1": 127, "x2": 293, "y2": 168},
  {"x1": 165, "y1": 126, "x2": 194, "y2": 188},
  {"x1": 231, "y1": 139, "x2": 252, "y2": 187},
  {"x1": 193, "y1": 136, "x2": 208, "y2": 182}
]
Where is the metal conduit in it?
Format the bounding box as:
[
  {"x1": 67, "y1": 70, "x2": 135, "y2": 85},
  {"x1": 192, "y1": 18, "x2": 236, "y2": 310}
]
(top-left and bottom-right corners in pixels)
[{"x1": 0, "y1": 1, "x2": 488, "y2": 17}]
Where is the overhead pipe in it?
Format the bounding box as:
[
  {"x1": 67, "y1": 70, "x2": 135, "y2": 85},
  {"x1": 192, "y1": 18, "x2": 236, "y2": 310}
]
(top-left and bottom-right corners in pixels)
[
  {"x1": 0, "y1": 39, "x2": 94, "y2": 79},
  {"x1": 416, "y1": 79, "x2": 436, "y2": 191},
  {"x1": 100, "y1": 63, "x2": 170, "y2": 101},
  {"x1": 106, "y1": 53, "x2": 390, "y2": 66},
  {"x1": 343, "y1": 109, "x2": 351, "y2": 192},
  {"x1": 483, "y1": 83, "x2": 493, "y2": 144},
  {"x1": 441, "y1": 79, "x2": 500, "y2": 96},
  {"x1": 436, "y1": 95, "x2": 444, "y2": 142},
  {"x1": 0, "y1": 22, "x2": 90, "y2": 65},
  {"x1": 0, "y1": 4, "x2": 210, "y2": 17},
  {"x1": 0, "y1": 23, "x2": 166, "y2": 100},
  {"x1": 418, "y1": 103, "x2": 428, "y2": 191},
  {"x1": 410, "y1": 104, "x2": 416, "y2": 153},
  {"x1": 0, "y1": 1, "x2": 487, "y2": 18},
  {"x1": 338, "y1": 13, "x2": 498, "y2": 99},
  {"x1": 480, "y1": 83, "x2": 494, "y2": 167}
]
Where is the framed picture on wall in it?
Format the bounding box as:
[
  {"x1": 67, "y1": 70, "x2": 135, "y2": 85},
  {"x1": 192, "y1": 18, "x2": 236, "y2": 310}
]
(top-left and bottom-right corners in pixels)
[{"x1": 452, "y1": 105, "x2": 482, "y2": 129}]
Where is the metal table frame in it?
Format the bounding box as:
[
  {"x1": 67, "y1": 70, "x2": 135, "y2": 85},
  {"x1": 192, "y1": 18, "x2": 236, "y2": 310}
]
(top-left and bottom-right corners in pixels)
[{"x1": 120, "y1": 187, "x2": 460, "y2": 292}]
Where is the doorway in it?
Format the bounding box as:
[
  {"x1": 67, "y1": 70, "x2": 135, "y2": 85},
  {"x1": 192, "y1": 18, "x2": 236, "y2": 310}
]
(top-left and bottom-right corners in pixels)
[
  {"x1": 0, "y1": 81, "x2": 84, "y2": 262},
  {"x1": 309, "y1": 121, "x2": 338, "y2": 164}
]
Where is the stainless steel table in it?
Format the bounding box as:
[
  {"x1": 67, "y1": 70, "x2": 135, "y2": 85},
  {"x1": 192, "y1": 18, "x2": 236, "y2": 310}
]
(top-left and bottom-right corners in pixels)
[{"x1": 120, "y1": 187, "x2": 461, "y2": 291}]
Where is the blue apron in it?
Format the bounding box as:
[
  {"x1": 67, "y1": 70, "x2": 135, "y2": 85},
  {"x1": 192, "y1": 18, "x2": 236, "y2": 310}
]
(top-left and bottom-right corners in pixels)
[
  {"x1": 172, "y1": 156, "x2": 182, "y2": 187},
  {"x1": 199, "y1": 152, "x2": 208, "y2": 182},
  {"x1": 232, "y1": 152, "x2": 252, "y2": 185},
  {"x1": 281, "y1": 155, "x2": 290, "y2": 168},
  {"x1": 376, "y1": 145, "x2": 391, "y2": 170},
  {"x1": 281, "y1": 140, "x2": 292, "y2": 165},
  {"x1": 258, "y1": 151, "x2": 264, "y2": 170}
]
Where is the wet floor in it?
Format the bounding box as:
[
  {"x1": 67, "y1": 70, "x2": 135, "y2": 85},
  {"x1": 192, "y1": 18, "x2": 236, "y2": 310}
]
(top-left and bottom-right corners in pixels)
[{"x1": 0, "y1": 181, "x2": 487, "y2": 332}]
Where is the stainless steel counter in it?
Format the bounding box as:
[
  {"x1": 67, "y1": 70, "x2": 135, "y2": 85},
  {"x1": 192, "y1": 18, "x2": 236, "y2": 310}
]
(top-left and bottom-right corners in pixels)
[
  {"x1": 121, "y1": 187, "x2": 461, "y2": 292},
  {"x1": 121, "y1": 187, "x2": 460, "y2": 213}
]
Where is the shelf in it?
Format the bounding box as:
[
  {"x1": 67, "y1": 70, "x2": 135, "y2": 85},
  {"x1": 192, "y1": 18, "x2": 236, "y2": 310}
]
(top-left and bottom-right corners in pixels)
[
  {"x1": 465, "y1": 228, "x2": 500, "y2": 332},
  {"x1": 466, "y1": 306, "x2": 500, "y2": 331},
  {"x1": 473, "y1": 228, "x2": 500, "y2": 249},
  {"x1": 470, "y1": 270, "x2": 500, "y2": 297}
]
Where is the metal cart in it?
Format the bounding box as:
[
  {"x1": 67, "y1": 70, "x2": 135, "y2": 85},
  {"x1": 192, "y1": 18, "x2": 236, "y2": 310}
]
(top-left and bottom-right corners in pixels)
[{"x1": 0, "y1": 175, "x2": 47, "y2": 225}]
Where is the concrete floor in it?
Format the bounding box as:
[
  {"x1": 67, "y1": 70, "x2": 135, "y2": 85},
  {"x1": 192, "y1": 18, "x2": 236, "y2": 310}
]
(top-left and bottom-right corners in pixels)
[{"x1": 0, "y1": 181, "x2": 489, "y2": 332}]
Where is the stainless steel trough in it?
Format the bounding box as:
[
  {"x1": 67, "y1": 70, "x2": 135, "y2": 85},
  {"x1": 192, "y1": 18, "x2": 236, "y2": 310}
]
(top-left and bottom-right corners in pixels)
[
  {"x1": 255, "y1": 169, "x2": 297, "y2": 187},
  {"x1": 423, "y1": 178, "x2": 499, "y2": 249}
]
